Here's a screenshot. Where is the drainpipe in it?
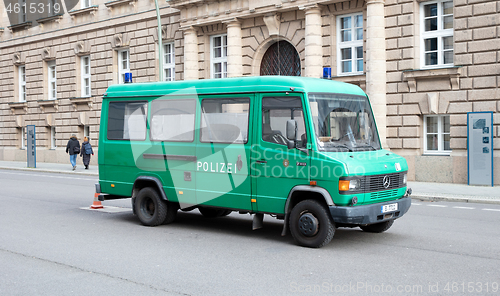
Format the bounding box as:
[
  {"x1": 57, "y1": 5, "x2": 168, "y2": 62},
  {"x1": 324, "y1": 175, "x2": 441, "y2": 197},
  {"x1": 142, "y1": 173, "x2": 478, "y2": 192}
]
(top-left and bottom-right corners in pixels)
[{"x1": 155, "y1": 0, "x2": 164, "y2": 81}]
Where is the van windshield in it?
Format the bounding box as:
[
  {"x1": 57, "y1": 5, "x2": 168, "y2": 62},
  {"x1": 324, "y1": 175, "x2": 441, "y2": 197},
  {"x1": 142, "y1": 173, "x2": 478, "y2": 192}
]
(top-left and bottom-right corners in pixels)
[{"x1": 308, "y1": 93, "x2": 381, "y2": 152}]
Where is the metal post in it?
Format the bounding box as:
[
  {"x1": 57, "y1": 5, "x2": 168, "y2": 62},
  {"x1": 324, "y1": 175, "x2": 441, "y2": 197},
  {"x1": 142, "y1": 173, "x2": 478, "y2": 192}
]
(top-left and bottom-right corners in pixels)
[{"x1": 154, "y1": 0, "x2": 164, "y2": 81}]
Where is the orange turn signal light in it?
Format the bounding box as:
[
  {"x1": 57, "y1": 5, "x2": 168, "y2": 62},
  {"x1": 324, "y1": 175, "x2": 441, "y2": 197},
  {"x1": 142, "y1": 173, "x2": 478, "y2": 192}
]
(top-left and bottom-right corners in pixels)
[
  {"x1": 309, "y1": 181, "x2": 317, "y2": 186},
  {"x1": 339, "y1": 180, "x2": 350, "y2": 191}
]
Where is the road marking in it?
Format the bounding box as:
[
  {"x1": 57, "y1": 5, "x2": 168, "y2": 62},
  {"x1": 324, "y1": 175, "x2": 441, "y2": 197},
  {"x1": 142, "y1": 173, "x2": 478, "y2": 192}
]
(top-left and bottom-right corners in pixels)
[
  {"x1": 0, "y1": 171, "x2": 96, "y2": 181},
  {"x1": 427, "y1": 204, "x2": 448, "y2": 208},
  {"x1": 453, "y1": 206, "x2": 475, "y2": 210},
  {"x1": 412, "y1": 203, "x2": 422, "y2": 206},
  {"x1": 80, "y1": 206, "x2": 132, "y2": 213},
  {"x1": 482, "y1": 209, "x2": 500, "y2": 212}
]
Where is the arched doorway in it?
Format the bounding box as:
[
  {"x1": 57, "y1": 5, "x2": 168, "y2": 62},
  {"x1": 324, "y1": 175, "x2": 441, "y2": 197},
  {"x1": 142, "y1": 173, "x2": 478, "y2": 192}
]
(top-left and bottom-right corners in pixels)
[{"x1": 260, "y1": 41, "x2": 301, "y2": 76}]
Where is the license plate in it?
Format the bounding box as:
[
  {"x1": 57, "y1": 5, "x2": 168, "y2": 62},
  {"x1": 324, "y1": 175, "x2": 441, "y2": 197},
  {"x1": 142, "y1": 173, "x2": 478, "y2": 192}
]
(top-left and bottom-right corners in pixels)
[{"x1": 381, "y1": 203, "x2": 398, "y2": 213}]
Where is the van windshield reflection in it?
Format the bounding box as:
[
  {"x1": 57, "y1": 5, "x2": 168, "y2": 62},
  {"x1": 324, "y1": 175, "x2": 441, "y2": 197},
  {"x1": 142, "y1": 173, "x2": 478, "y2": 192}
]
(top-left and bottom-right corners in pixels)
[{"x1": 308, "y1": 93, "x2": 381, "y2": 152}]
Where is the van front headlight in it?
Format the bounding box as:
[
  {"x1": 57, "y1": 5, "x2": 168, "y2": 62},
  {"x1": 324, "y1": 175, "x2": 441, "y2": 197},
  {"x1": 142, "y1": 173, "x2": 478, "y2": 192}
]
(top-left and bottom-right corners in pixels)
[
  {"x1": 403, "y1": 173, "x2": 407, "y2": 185},
  {"x1": 339, "y1": 178, "x2": 362, "y2": 192}
]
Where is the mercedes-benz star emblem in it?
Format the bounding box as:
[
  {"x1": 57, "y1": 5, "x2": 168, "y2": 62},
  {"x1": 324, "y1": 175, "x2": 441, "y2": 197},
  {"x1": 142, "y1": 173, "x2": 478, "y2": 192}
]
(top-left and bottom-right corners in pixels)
[{"x1": 383, "y1": 175, "x2": 391, "y2": 189}]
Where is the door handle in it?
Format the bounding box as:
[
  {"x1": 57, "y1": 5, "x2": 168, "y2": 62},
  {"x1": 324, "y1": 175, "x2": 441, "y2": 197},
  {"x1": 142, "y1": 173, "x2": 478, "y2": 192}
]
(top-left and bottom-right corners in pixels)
[{"x1": 256, "y1": 160, "x2": 267, "y2": 164}]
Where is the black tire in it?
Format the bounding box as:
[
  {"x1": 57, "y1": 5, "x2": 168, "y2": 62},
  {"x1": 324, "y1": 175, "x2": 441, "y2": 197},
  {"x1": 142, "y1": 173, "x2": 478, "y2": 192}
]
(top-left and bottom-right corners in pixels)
[
  {"x1": 289, "y1": 200, "x2": 335, "y2": 248},
  {"x1": 163, "y1": 202, "x2": 178, "y2": 225},
  {"x1": 198, "y1": 207, "x2": 229, "y2": 218},
  {"x1": 360, "y1": 220, "x2": 394, "y2": 233},
  {"x1": 134, "y1": 187, "x2": 175, "y2": 226}
]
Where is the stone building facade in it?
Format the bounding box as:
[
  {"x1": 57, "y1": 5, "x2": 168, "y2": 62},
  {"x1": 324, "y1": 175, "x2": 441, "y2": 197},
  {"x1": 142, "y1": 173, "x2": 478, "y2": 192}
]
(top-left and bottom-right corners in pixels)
[{"x1": 0, "y1": 0, "x2": 498, "y2": 184}]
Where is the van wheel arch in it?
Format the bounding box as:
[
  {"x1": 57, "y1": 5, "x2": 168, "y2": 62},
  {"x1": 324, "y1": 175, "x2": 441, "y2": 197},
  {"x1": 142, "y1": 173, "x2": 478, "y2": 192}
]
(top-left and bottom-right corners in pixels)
[
  {"x1": 132, "y1": 176, "x2": 168, "y2": 201},
  {"x1": 132, "y1": 176, "x2": 170, "y2": 215},
  {"x1": 281, "y1": 186, "x2": 334, "y2": 236}
]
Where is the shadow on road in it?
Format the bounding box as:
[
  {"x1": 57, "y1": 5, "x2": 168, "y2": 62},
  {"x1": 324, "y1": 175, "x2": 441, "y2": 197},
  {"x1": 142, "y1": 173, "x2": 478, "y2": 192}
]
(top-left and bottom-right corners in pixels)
[{"x1": 105, "y1": 209, "x2": 406, "y2": 248}]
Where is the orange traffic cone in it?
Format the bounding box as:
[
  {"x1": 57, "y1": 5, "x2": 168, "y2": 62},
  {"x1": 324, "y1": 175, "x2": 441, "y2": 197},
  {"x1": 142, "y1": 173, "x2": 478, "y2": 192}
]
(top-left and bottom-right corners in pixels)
[{"x1": 90, "y1": 192, "x2": 104, "y2": 209}]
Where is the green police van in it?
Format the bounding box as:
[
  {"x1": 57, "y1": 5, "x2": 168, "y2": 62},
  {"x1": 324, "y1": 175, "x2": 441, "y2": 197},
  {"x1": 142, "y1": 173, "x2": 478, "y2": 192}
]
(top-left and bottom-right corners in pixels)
[{"x1": 97, "y1": 76, "x2": 411, "y2": 248}]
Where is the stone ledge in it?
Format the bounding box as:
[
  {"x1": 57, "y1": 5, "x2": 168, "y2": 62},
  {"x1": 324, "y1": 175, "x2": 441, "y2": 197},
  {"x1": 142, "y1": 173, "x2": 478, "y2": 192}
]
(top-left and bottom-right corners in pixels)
[
  {"x1": 7, "y1": 21, "x2": 32, "y2": 32},
  {"x1": 36, "y1": 14, "x2": 64, "y2": 25},
  {"x1": 37, "y1": 99, "x2": 59, "y2": 112},
  {"x1": 69, "y1": 5, "x2": 99, "y2": 18},
  {"x1": 8, "y1": 102, "x2": 28, "y2": 114},
  {"x1": 69, "y1": 97, "x2": 93, "y2": 111},
  {"x1": 105, "y1": 0, "x2": 137, "y2": 11},
  {"x1": 403, "y1": 67, "x2": 463, "y2": 92}
]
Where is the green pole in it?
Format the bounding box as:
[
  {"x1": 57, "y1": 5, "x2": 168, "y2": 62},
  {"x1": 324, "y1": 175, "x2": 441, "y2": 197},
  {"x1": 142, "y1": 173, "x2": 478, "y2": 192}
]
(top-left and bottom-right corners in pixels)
[{"x1": 155, "y1": 0, "x2": 164, "y2": 81}]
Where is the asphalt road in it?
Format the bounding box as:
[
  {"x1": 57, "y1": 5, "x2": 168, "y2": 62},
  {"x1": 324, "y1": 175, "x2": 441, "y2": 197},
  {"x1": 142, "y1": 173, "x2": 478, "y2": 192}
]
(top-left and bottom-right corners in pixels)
[{"x1": 1, "y1": 169, "x2": 499, "y2": 295}]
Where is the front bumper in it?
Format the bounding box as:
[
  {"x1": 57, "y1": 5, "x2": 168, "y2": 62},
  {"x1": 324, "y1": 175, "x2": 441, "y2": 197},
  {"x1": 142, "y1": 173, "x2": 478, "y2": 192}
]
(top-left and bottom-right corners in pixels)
[{"x1": 329, "y1": 196, "x2": 411, "y2": 225}]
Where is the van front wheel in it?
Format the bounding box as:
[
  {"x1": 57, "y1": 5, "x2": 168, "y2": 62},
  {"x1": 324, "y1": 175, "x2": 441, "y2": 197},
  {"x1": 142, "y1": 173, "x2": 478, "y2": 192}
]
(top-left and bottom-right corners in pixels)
[
  {"x1": 289, "y1": 200, "x2": 335, "y2": 248},
  {"x1": 135, "y1": 187, "x2": 170, "y2": 226}
]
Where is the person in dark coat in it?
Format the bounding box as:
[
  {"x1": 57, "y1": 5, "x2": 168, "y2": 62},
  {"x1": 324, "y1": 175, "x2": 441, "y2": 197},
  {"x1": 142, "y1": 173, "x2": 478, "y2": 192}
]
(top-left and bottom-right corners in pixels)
[
  {"x1": 80, "y1": 136, "x2": 94, "y2": 169},
  {"x1": 65, "y1": 134, "x2": 80, "y2": 170}
]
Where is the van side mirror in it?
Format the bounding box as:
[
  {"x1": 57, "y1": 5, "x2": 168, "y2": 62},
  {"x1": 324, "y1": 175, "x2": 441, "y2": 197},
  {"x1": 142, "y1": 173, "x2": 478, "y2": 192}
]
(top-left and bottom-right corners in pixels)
[
  {"x1": 286, "y1": 120, "x2": 297, "y2": 149},
  {"x1": 286, "y1": 120, "x2": 297, "y2": 140}
]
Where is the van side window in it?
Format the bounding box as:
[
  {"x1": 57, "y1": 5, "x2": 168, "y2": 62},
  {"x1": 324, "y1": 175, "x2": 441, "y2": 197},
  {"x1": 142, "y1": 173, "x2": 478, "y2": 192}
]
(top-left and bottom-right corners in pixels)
[
  {"x1": 200, "y1": 98, "x2": 249, "y2": 144},
  {"x1": 150, "y1": 99, "x2": 195, "y2": 142},
  {"x1": 262, "y1": 97, "x2": 306, "y2": 147},
  {"x1": 107, "y1": 101, "x2": 148, "y2": 140}
]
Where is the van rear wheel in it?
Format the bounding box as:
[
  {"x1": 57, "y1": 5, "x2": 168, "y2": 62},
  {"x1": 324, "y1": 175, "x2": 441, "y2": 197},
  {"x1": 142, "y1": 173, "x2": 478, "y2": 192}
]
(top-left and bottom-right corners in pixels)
[
  {"x1": 360, "y1": 220, "x2": 394, "y2": 233},
  {"x1": 289, "y1": 200, "x2": 335, "y2": 248},
  {"x1": 135, "y1": 187, "x2": 177, "y2": 226}
]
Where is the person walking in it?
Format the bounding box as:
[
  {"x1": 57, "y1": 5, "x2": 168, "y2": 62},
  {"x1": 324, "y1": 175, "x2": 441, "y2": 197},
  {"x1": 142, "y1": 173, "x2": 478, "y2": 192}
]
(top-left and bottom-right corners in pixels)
[
  {"x1": 66, "y1": 134, "x2": 80, "y2": 170},
  {"x1": 80, "y1": 136, "x2": 94, "y2": 169}
]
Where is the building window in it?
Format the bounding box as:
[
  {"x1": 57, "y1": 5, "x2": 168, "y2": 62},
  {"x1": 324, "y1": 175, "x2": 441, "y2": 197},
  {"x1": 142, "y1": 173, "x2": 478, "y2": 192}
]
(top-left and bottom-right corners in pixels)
[
  {"x1": 81, "y1": 0, "x2": 91, "y2": 8},
  {"x1": 118, "y1": 49, "x2": 130, "y2": 84},
  {"x1": 19, "y1": 0, "x2": 26, "y2": 23},
  {"x1": 48, "y1": 0, "x2": 56, "y2": 16},
  {"x1": 337, "y1": 13, "x2": 363, "y2": 75},
  {"x1": 50, "y1": 126, "x2": 56, "y2": 149},
  {"x1": 47, "y1": 61, "x2": 57, "y2": 100},
  {"x1": 81, "y1": 55, "x2": 91, "y2": 97},
  {"x1": 260, "y1": 41, "x2": 301, "y2": 76},
  {"x1": 19, "y1": 65, "x2": 26, "y2": 102},
  {"x1": 424, "y1": 115, "x2": 451, "y2": 154},
  {"x1": 421, "y1": 0, "x2": 453, "y2": 68},
  {"x1": 84, "y1": 125, "x2": 90, "y2": 139},
  {"x1": 163, "y1": 43, "x2": 175, "y2": 81},
  {"x1": 210, "y1": 34, "x2": 227, "y2": 79}
]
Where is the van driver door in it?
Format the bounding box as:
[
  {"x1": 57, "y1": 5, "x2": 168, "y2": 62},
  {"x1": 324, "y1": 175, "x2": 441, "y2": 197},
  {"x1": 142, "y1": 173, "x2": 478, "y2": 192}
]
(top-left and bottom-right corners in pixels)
[{"x1": 251, "y1": 93, "x2": 310, "y2": 214}]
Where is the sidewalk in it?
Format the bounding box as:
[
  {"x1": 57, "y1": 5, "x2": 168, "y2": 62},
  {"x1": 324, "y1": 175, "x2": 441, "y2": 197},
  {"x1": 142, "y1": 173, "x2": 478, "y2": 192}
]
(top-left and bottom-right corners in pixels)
[
  {"x1": 0, "y1": 160, "x2": 498, "y2": 204},
  {"x1": 0, "y1": 160, "x2": 98, "y2": 176}
]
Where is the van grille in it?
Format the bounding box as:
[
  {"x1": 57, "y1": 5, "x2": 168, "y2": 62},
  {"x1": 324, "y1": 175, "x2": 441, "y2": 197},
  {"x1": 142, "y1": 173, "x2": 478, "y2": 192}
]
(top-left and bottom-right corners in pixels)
[
  {"x1": 370, "y1": 189, "x2": 398, "y2": 200},
  {"x1": 339, "y1": 171, "x2": 406, "y2": 195},
  {"x1": 366, "y1": 173, "x2": 404, "y2": 192}
]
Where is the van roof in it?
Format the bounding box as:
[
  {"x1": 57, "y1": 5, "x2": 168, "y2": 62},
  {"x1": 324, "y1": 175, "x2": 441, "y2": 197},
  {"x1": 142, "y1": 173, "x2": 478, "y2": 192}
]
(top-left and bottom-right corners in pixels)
[{"x1": 103, "y1": 76, "x2": 366, "y2": 98}]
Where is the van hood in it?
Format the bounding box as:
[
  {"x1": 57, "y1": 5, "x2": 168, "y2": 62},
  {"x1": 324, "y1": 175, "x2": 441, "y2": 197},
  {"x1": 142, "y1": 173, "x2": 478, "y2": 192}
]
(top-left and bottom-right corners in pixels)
[{"x1": 320, "y1": 149, "x2": 408, "y2": 176}]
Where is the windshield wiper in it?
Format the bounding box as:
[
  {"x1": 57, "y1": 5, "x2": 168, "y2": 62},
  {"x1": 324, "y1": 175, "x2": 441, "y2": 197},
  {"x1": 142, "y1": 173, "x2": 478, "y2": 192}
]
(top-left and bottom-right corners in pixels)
[
  {"x1": 353, "y1": 144, "x2": 376, "y2": 151},
  {"x1": 330, "y1": 144, "x2": 353, "y2": 152}
]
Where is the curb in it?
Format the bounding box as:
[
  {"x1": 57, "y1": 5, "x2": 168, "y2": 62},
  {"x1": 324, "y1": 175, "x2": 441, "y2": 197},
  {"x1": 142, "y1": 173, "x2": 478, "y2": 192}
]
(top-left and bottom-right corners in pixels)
[
  {"x1": 0, "y1": 166, "x2": 98, "y2": 177},
  {"x1": 412, "y1": 194, "x2": 500, "y2": 205},
  {"x1": 1, "y1": 166, "x2": 499, "y2": 205}
]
